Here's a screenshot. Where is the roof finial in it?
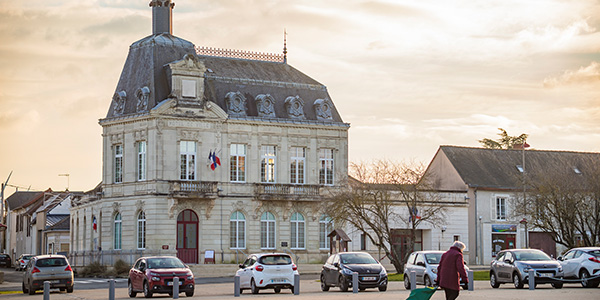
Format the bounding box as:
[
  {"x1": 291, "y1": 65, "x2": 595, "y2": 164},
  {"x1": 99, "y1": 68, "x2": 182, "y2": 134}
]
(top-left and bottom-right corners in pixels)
[{"x1": 283, "y1": 28, "x2": 287, "y2": 64}]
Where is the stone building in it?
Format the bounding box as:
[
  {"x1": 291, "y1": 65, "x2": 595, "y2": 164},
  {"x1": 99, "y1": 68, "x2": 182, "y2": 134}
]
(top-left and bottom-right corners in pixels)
[{"x1": 70, "y1": 0, "x2": 348, "y2": 266}]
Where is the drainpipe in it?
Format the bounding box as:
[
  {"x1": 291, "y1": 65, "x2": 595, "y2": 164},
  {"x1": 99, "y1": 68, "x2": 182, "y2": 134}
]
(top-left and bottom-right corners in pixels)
[{"x1": 473, "y1": 188, "x2": 479, "y2": 265}]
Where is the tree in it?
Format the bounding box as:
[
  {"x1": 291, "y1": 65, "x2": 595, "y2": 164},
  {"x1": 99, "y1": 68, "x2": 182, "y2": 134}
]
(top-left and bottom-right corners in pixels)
[
  {"x1": 479, "y1": 128, "x2": 528, "y2": 149},
  {"x1": 512, "y1": 167, "x2": 600, "y2": 248},
  {"x1": 325, "y1": 160, "x2": 446, "y2": 273}
]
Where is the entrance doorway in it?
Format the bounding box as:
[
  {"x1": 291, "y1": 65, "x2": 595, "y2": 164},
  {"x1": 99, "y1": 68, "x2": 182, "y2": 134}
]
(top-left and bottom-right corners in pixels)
[
  {"x1": 492, "y1": 234, "x2": 516, "y2": 257},
  {"x1": 177, "y1": 209, "x2": 198, "y2": 264}
]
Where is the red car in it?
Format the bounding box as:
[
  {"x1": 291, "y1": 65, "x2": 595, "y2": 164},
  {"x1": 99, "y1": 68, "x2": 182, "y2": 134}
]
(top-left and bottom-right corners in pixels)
[{"x1": 128, "y1": 256, "x2": 195, "y2": 298}]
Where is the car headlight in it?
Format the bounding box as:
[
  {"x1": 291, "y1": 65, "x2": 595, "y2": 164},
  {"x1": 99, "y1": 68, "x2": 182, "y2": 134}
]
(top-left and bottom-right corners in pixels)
[
  {"x1": 558, "y1": 266, "x2": 563, "y2": 272},
  {"x1": 431, "y1": 268, "x2": 438, "y2": 274},
  {"x1": 187, "y1": 274, "x2": 194, "y2": 280},
  {"x1": 341, "y1": 267, "x2": 354, "y2": 275},
  {"x1": 380, "y1": 268, "x2": 387, "y2": 276},
  {"x1": 151, "y1": 276, "x2": 160, "y2": 282}
]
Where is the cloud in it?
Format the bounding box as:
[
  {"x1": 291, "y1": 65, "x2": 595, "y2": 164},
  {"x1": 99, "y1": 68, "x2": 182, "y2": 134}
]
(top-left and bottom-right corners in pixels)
[{"x1": 543, "y1": 61, "x2": 600, "y2": 87}]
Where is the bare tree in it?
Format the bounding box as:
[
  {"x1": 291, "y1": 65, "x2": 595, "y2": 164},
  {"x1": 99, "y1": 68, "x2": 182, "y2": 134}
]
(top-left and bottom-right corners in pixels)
[
  {"x1": 325, "y1": 160, "x2": 446, "y2": 273},
  {"x1": 479, "y1": 128, "x2": 528, "y2": 149},
  {"x1": 512, "y1": 168, "x2": 600, "y2": 248}
]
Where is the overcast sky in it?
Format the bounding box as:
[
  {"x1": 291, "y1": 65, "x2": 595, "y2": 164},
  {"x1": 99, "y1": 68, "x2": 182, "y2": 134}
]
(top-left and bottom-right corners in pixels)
[{"x1": 1, "y1": 0, "x2": 599, "y2": 192}]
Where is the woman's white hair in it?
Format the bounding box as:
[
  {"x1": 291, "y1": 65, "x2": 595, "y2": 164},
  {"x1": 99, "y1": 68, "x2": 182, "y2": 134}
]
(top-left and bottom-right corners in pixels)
[{"x1": 451, "y1": 241, "x2": 466, "y2": 250}]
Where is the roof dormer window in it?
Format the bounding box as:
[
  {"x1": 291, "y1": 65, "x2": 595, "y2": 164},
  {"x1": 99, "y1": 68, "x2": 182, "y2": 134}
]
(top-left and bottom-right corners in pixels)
[
  {"x1": 573, "y1": 167, "x2": 582, "y2": 175},
  {"x1": 516, "y1": 165, "x2": 524, "y2": 173}
]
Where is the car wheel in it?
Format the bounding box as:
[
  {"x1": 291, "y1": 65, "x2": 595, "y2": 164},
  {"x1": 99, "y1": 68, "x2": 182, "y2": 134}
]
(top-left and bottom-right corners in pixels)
[
  {"x1": 28, "y1": 283, "x2": 36, "y2": 295},
  {"x1": 66, "y1": 286, "x2": 74, "y2": 293},
  {"x1": 579, "y1": 269, "x2": 597, "y2": 288},
  {"x1": 22, "y1": 282, "x2": 28, "y2": 294},
  {"x1": 251, "y1": 279, "x2": 259, "y2": 294},
  {"x1": 320, "y1": 275, "x2": 330, "y2": 291},
  {"x1": 60, "y1": 288, "x2": 66, "y2": 292},
  {"x1": 490, "y1": 272, "x2": 500, "y2": 288},
  {"x1": 424, "y1": 275, "x2": 433, "y2": 287},
  {"x1": 128, "y1": 281, "x2": 137, "y2": 298},
  {"x1": 513, "y1": 273, "x2": 524, "y2": 289},
  {"x1": 378, "y1": 285, "x2": 387, "y2": 292},
  {"x1": 185, "y1": 289, "x2": 194, "y2": 297},
  {"x1": 404, "y1": 274, "x2": 411, "y2": 290},
  {"x1": 552, "y1": 282, "x2": 563, "y2": 289},
  {"x1": 274, "y1": 287, "x2": 281, "y2": 293},
  {"x1": 339, "y1": 275, "x2": 348, "y2": 292},
  {"x1": 143, "y1": 281, "x2": 153, "y2": 298}
]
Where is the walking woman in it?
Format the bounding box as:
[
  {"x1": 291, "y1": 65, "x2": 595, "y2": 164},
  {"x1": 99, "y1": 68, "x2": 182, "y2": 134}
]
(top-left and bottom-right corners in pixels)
[{"x1": 436, "y1": 241, "x2": 469, "y2": 300}]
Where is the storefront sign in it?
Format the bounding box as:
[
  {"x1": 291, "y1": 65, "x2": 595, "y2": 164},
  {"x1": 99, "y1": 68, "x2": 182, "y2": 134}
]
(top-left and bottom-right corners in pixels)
[{"x1": 491, "y1": 224, "x2": 517, "y2": 233}]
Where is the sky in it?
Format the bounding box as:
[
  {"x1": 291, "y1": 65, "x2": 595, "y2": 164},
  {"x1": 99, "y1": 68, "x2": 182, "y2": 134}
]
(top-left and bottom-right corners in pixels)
[{"x1": 1, "y1": 0, "x2": 599, "y2": 193}]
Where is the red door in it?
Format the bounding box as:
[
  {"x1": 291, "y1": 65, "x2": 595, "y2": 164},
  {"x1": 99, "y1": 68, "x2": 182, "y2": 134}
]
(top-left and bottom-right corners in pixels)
[{"x1": 177, "y1": 209, "x2": 198, "y2": 264}]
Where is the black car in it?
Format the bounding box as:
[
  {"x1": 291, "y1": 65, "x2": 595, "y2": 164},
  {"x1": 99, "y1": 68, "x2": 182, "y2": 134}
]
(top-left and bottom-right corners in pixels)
[
  {"x1": 320, "y1": 252, "x2": 388, "y2": 292},
  {"x1": 0, "y1": 254, "x2": 11, "y2": 268}
]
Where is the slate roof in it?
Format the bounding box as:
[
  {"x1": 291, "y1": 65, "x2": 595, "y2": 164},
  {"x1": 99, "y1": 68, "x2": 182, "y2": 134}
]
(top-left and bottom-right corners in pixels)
[
  {"x1": 440, "y1": 146, "x2": 600, "y2": 190},
  {"x1": 45, "y1": 215, "x2": 69, "y2": 231},
  {"x1": 6, "y1": 191, "x2": 46, "y2": 211}
]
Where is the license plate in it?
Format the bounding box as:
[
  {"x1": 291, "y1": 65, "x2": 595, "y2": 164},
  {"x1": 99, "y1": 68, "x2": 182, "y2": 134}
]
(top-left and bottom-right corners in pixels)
[
  {"x1": 50, "y1": 280, "x2": 60, "y2": 284},
  {"x1": 361, "y1": 277, "x2": 377, "y2": 281},
  {"x1": 271, "y1": 279, "x2": 287, "y2": 283},
  {"x1": 167, "y1": 281, "x2": 183, "y2": 286},
  {"x1": 539, "y1": 273, "x2": 553, "y2": 278}
]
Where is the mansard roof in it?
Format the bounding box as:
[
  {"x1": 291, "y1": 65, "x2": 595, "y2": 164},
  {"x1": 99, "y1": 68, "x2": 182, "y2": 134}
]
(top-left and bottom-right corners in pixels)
[{"x1": 438, "y1": 146, "x2": 600, "y2": 190}]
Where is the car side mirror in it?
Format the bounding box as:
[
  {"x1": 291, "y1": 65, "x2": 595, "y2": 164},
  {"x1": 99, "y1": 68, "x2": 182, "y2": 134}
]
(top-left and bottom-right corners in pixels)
[
  {"x1": 416, "y1": 262, "x2": 425, "y2": 267},
  {"x1": 140, "y1": 266, "x2": 146, "y2": 272},
  {"x1": 333, "y1": 262, "x2": 339, "y2": 268},
  {"x1": 239, "y1": 264, "x2": 244, "y2": 269},
  {"x1": 557, "y1": 256, "x2": 563, "y2": 261},
  {"x1": 504, "y1": 259, "x2": 512, "y2": 264}
]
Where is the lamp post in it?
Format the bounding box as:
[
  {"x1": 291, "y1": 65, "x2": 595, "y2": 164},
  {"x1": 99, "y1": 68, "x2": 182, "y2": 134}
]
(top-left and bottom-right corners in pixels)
[{"x1": 520, "y1": 218, "x2": 528, "y2": 248}]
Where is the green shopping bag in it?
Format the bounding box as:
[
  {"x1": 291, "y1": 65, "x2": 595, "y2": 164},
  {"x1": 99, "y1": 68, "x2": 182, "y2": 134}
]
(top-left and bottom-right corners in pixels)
[{"x1": 406, "y1": 286, "x2": 437, "y2": 300}]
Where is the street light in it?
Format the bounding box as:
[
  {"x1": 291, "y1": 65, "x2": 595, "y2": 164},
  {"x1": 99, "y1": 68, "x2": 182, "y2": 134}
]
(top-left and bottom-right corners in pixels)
[{"x1": 520, "y1": 218, "x2": 528, "y2": 248}]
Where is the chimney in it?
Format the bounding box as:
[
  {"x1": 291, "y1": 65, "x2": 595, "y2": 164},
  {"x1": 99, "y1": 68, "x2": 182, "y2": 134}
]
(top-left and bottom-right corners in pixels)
[{"x1": 149, "y1": 0, "x2": 174, "y2": 35}]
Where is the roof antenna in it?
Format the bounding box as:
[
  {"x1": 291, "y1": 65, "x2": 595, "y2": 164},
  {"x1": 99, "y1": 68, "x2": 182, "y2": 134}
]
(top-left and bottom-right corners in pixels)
[{"x1": 283, "y1": 28, "x2": 287, "y2": 64}]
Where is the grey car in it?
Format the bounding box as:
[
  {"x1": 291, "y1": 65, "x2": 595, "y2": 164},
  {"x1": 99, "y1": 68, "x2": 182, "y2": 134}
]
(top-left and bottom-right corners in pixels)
[
  {"x1": 15, "y1": 254, "x2": 34, "y2": 271},
  {"x1": 490, "y1": 249, "x2": 563, "y2": 289},
  {"x1": 403, "y1": 250, "x2": 469, "y2": 290},
  {"x1": 22, "y1": 255, "x2": 74, "y2": 295}
]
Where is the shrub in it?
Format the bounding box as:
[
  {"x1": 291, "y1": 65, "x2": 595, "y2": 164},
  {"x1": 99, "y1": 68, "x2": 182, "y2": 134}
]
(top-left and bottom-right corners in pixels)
[
  {"x1": 113, "y1": 259, "x2": 130, "y2": 277},
  {"x1": 79, "y1": 261, "x2": 106, "y2": 277}
]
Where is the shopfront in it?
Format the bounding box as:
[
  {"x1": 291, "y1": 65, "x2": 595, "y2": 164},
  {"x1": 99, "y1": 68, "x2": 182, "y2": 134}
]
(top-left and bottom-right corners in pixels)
[{"x1": 491, "y1": 224, "x2": 516, "y2": 257}]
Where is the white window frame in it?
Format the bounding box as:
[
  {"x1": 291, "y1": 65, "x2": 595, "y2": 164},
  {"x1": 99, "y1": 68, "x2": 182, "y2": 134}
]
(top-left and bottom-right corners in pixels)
[
  {"x1": 319, "y1": 148, "x2": 334, "y2": 185},
  {"x1": 230, "y1": 144, "x2": 246, "y2": 182},
  {"x1": 114, "y1": 144, "x2": 123, "y2": 183},
  {"x1": 260, "y1": 145, "x2": 277, "y2": 183},
  {"x1": 137, "y1": 211, "x2": 146, "y2": 249},
  {"x1": 230, "y1": 211, "x2": 246, "y2": 249},
  {"x1": 290, "y1": 147, "x2": 305, "y2": 184},
  {"x1": 319, "y1": 215, "x2": 333, "y2": 249},
  {"x1": 137, "y1": 141, "x2": 147, "y2": 181},
  {"x1": 290, "y1": 212, "x2": 305, "y2": 249},
  {"x1": 114, "y1": 213, "x2": 122, "y2": 250},
  {"x1": 180, "y1": 141, "x2": 196, "y2": 181},
  {"x1": 260, "y1": 212, "x2": 276, "y2": 249},
  {"x1": 495, "y1": 196, "x2": 507, "y2": 220}
]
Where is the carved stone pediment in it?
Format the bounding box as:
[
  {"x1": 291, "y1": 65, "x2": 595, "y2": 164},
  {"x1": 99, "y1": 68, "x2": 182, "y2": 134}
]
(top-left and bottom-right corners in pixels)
[
  {"x1": 255, "y1": 94, "x2": 276, "y2": 118},
  {"x1": 314, "y1": 98, "x2": 333, "y2": 121},
  {"x1": 225, "y1": 91, "x2": 247, "y2": 117},
  {"x1": 285, "y1": 96, "x2": 305, "y2": 119}
]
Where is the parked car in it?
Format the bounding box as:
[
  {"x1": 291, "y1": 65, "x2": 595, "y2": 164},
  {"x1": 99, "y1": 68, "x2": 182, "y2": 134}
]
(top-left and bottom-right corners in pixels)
[
  {"x1": 0, "y1": 254, "x2": 11, "y2": 268},
  {"x1": 15, "y1": 254, "x2": 34, "y2": 271},
  {"x1": 490, "y1": 249, "x2": 563, "y2": 289},
  {"x1": 557, "y1": 247, "x2": 600, "y2": 288},
  {"x1": 21, "y1": 254, "x2": 74, "y2": 295},
  {"x1": 236, "y1": 253, "x2": 299, "y2": 294},
  {"x1": 128, "y1": 256, "x2": 195, "y2": 298},
  {"x1": 320, "y1": 251, "x2": 388, "y2": 292},
  {"x1": 403, "y1": 250, "x2": 469, "y2": 290}
]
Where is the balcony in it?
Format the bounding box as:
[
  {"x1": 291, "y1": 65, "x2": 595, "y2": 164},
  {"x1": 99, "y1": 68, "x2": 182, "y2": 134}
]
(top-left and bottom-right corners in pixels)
[
  {"x1": 254, "y1": 183, "x2": 323, "y2": 201},
  {"x1": 170, "y1": 181, "x2": 218, "y2": 199}
]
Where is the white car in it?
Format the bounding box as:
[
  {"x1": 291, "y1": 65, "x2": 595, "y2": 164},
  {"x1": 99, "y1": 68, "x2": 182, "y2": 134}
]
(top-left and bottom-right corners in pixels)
[
  {"x1": 236, "y1": 253, "x2": 299, "y2": 294},
  {"x1": 557, "y1": 247, "x2": 600, "y2": 288}
]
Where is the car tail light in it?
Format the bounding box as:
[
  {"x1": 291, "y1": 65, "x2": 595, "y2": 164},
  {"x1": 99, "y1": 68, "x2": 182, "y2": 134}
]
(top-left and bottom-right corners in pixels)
[
  {"x1": 31, "y1": 267, "x2": 41, "y2": 274},
  {"x1": 65, "y1": 265, "x2": 73, "y2": 272},
  {"x1": 589, "y1": 257, "x2": 600, "y2": 264},
  {"x1": 255, "y1": 265, "x2": 264, "y2": 272},
  {"x1": 292, "y1": 264, "x2": 297, "y2": 271},
  {"x1": 21, "y1": 260, "x2": 25, "y2": 264}
]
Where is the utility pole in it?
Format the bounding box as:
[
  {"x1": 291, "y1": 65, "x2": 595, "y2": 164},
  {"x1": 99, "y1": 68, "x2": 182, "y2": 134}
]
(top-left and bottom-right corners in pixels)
[{"x1": 1, "y1": 171, "x2": 13, "y2": 253}]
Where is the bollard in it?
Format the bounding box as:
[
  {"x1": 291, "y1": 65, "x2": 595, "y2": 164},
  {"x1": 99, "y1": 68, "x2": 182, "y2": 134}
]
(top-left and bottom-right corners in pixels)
[
  {"x1": 293, "y1": 273, "x2": 300, "y2": 295},
  {"x1": 108, "y1": 279, "x2": 115, "y2": 300},
  {"x1": 352, "y1": 272, "x2": 358, "y2": 293},
  {"x1": 410, "y1": 271, "x2": 416, "y2": 290},
  {"x1": 468, "y1": 270, "x2": 474, "y2": 291},
  {"x1": 528, "y1": 270, "x2": 535, "y2": 290},
  {"x1": 43, "y1": 281, "x2": 50, "y2": 300},
  {"x1": 173, "y1": 277, "x2": 179, "y2": 299},
  {"x1": 234, "y1": 275, "x2": 240, "y2": 297}
]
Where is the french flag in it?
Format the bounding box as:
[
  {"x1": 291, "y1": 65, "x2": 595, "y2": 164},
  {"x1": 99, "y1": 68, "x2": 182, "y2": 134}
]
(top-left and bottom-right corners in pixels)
[{"x1": 209, "y1": 150, "x2": 221, "y2": 170}]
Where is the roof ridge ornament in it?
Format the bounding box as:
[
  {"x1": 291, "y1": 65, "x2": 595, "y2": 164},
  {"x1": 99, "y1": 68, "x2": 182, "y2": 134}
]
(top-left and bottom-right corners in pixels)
[{"x1": 283, "y1": 29, "x2": 287, "y2": 64}]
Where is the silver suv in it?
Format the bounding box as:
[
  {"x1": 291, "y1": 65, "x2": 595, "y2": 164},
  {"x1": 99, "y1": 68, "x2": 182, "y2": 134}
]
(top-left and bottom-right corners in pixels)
[
  {"x1": 490, "y1": 249, "x2": 563, "y2": 289},
  {"x1": 22, "y1": 255, "x2": 74, "y2": 295}
]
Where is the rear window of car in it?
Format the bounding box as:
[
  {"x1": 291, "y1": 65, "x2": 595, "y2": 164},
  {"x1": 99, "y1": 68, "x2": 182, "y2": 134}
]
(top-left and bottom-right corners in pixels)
[
  {"x1": 0, "y1": 254, "x2": 9, "y2": 258},
  {"x1": 259, "y1": 255, "x2": 292, "y2": 265},
  {"x1": 23, "y1": 255, "x2": 34, "y2": 260},
  {"x1": 36, "y1": 258, "x2": 67, "y2": 267},
  {"x1": 587, "y1": 250, "x2": 600, "y2": 257}
]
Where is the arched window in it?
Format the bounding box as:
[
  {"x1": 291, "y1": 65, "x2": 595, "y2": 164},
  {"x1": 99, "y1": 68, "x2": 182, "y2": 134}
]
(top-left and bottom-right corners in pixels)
[
  {"x1": 290, "y1": 213, "x2": 305, "y2": 249},
  {"x1": 114, "y1": 213, "x2": 122, "y2": 250},
  {"x1": 230, "y1": 211, "x2": 246, "y2": 249},
  {"x1": 137, "y1": 211, "x2": 146, "y2": 249},
  {"x1": 320, "y1": 215, "x2": 333, "y2": 249},
  {"x1": 260, "y1": 212, "x2": 276, "y2": 249}
]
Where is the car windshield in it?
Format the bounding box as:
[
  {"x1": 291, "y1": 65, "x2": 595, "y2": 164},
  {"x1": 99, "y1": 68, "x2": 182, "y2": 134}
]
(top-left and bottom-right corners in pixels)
[
  {"x1": 424, "y1": 253, "x2": 442, "y2": 264},
  {"x1": 147, "y1": 257, "x2": 185, "y2": 269},
  {"x1": 514, "y1": 250, "x2": 552, "y2": 261},
  {"x1": 340, "y1": 253, "x2": 378, "y2": 264},
  {"x1": 36, "y1": 258, "x2": 67, "y2": 267},
  {"x1": 259, "y1": 255, "x2": 292, "y2": 265}
]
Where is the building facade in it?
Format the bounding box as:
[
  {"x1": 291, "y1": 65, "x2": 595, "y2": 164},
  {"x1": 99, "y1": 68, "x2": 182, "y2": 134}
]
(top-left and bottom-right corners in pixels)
[{"x1": 70, "y1": 0, "x2": 348, "y2": 267}]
